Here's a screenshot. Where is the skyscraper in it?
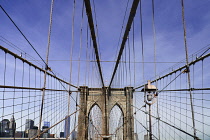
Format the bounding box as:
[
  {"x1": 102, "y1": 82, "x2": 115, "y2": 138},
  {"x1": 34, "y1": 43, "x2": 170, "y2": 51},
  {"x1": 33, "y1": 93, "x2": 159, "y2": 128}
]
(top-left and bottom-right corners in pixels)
[
  {"x1": 43, "y1": 121, "x2": 50, "y2": 133},
  {"x1": 28, "y1": 126, "x2": 38, "y2": 138},
  {"x1": 60, "y1": 132, "x2": 64, "y2": 138},
  {"x1": 25, "y1": 119, "x2": 34, "y2": 131},
  {"x1": 0, "y1": 119, "x2": 10, "y2": 137},
  {"x1": 64, "y1": 116, "x2": 70, "y2": 138},
  {"x1": 71, "y1": 130, "x2": 77, "y2": 140},
  {"x1": 44, "y1": 121, "x2": 50, "y2": 128},
  {"x1": 9, "y1": 115, "x2": 16, "y2": 137},
  {"x1": 0, "y1": 121, "x2": 1, "y2": 136},
  {"x1": 134, "y1": 133, "x2": 139, "y2": 140}
]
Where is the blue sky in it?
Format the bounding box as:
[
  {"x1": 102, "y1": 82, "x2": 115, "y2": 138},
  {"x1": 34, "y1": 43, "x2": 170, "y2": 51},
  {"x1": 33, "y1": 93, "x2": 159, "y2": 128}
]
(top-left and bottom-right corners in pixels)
[
  {"x1": 1, "y1": 0, "x2": 210, "y2": 138},
  {"x1": 1, "y1": 0, "x2": 210, "y2": 87}
]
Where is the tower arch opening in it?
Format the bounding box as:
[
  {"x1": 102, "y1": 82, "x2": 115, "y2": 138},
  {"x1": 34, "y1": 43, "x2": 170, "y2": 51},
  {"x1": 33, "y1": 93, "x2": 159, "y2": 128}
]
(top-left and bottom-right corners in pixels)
[
  {"x1": 109, "y1": 104, "x2": 124, "y2": 140},
  {"x1": 88, "y1": 104, "x2": 102, "y2": 140}
]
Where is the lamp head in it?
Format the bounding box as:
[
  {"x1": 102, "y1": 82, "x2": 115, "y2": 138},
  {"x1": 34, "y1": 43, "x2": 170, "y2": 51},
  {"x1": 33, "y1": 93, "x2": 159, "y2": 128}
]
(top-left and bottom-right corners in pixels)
[{"x1": 142, "y1": 80, "x2": 158, "y2": 105}]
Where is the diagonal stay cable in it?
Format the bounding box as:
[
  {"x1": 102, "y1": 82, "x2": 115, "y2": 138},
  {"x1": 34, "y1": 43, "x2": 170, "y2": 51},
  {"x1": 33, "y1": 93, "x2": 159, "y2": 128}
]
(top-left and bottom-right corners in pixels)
[
  {"x1": 134, "y1": 116, "x2": 159, "y2": 140},
  {"x1": 84, "y1": 0, "x2": 104, "y2": 87},
  {"x1": 109, "y1": 0, "x2": 140, "y2": 88},
  {"x1": 0, "y1": 45, "x2": 77, "y2": 89},
  {"x1": 31, "y1": 109, "x2": 80, "y2": 140},
  {"x1": 134, "y1": 52, "x2": 210, "y2": 90},
  {"x1": 0, "y1": 5, "x2": 46, "y2": 66},
  {"x1": 132, "y1": 105, "x2": 201, "y2": 140},
  {"x1": 0, "y1": 5, "x2": 78, "y2": 89}
]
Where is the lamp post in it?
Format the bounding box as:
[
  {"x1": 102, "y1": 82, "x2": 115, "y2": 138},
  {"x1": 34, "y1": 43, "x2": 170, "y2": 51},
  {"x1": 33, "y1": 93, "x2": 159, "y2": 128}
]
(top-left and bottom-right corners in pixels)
[{"x1": 141, "y1": 80, "x2": 158, "y2": 140}]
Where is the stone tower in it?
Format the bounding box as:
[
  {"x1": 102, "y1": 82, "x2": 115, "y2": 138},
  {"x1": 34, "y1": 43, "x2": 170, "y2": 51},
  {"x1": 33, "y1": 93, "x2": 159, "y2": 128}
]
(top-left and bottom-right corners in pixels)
[{"x1": 77, "y1": 86, "x2": 134, "y2": 140}]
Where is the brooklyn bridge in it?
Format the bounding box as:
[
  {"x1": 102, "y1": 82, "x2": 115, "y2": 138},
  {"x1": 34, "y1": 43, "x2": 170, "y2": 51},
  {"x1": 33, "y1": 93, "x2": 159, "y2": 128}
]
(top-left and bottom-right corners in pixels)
[{"x1": 0, "y1": 0, "x2": 210, "y2": 140}]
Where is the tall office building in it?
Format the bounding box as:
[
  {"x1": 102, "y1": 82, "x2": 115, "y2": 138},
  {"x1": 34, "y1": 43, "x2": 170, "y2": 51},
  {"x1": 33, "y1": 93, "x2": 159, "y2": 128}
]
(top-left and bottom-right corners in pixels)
[
  {"x1": 28, "y1": 126, "x2": 38, "y2": 138},
  {"x1": 9, "y1": 115, "x2": 16, "y2": 137},
  {"x1": 0, "y1": 119, "x2": 10, "y2": 137},
  {"x1": 64, "y1": 116, "x2": 70, "y2": 138},
  {"x1": 44, "y1": 121, "x2": 50, "y2": 127},
  {"x1": 134, "y1": 133, "x2": 139, "y2": 140},
  {"x1": 60, "y1": 132, "x2": 64, "y2": 138},
  {"x1": 25, "y1": 119, "x2": 34, "y2": 131},
  {"x1": 71, "y1": 130, "x2": 77, "y2": 140},
  {"x1": 0, "y1": 121, "x2": 1, "y2": 136},
  {"x1": 144, "y1": 134, "x2": 149, "y2": 140},
  {"x1": 43, "y1": 121, "x2": 50, "y2": 133}
]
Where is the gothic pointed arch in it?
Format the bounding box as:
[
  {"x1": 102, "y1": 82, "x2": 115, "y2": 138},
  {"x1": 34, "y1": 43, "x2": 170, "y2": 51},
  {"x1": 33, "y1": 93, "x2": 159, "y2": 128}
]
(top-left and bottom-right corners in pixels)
[
  {"x1": 88, "y1": 103, "x2": 102, "y2": 140},
  {"x1": 109, "y1": 104, "x2": 124, "y2": 139}
]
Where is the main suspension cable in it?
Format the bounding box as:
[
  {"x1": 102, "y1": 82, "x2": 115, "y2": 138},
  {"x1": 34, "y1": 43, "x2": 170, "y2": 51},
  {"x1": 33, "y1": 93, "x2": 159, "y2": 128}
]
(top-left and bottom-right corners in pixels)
[{"x1": 109, "y1": 0, "x2": 140, "y2": 88}]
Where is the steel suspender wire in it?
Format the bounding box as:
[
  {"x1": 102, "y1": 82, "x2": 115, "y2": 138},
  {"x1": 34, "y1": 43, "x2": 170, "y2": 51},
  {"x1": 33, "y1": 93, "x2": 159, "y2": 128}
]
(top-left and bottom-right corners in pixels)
[
  {"x1": 180, "y1": 0, "x2": 197, "y2": 139},
  {"x1": 125, "y1": 46, "x2": 128, "y2": 86},
  {"x1": 92, "y1": 0, "x2": 101, "y2": 58},
  {"x1": 151, "y1": 0, "x2": 160, "y2": 138},
  {"x1": 67, "y1": 0, "x2": 76, "y2": 138},
  {"x1": 201, "y1": 60, "x2": 204, "y2": 139},
  {"x1": 12, "y1": 57, "x2": 16, "y2": 138},
  {"x1": 20, "y1": 61, "x2": 24, "y2": 133},
  {"x1": 132, "y1": 20, "x2": 138, "y2": 136},
  {"x1": 46, "y1": 0, "x2": 54, "y2": 68},
  {"x1": 2, "y1": 51, "x2": 6, "y2": 121},
  {"x1": 0, "y1": 5, "x2": 46, "y2": 66},
  {"x1": 38, "y1": 0, "x2": 54, "y2": 138},
  {"x1": 152, "y1": 0, "x2": 157, "y2": 81},
  {"x1": 139, "y1": 0, "x2": 148, "y2": 135},
  {"x1": 69, "y1": 0, "x2": 76, "y2": 87},
  {"x1": 72, "y1": 1, "x2": 85, "y2": 137},
  {"x1": 115, "y1": 0, "x2": 130, "y2": 59},
  {"x1": 88, "y1": 33, "x2": 91, "y2": 86},
  {"x1": 85, "y1": 24, "x2": 89, "y2": 86},
  {"x1": 84, "y1": 0, "x2": 105, "y2": 87},
  {"x1": 1, "y1": 5, "x2": 75, "y2": 91},
  {"x1": 109, "y1": 0, "x2": 140, "y2": 88},
  {"x1": 0, "y1": 4, "x2": 79, "y2": 92},
  {"x1": 128, "y1": 36, "x2": 131, "y2": 86}
]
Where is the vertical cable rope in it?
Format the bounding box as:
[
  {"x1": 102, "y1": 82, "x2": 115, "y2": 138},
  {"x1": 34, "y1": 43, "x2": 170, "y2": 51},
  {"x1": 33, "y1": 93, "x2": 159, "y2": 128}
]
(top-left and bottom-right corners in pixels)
[
  {"x1": 140, "y1": 0, "x2": 145, "y2": 85},
  {"x1": 45, "y1": 0, "x2": 54, "y2": 67},
  {"x1": 115, "y1": 0, "x2": 130, "y2": 59},
  {"x1": 92, "y1": 0, "x2": 101, "y2": 58},
  {"x1": 128, "y1": 37, "x2": 131, "y2": 86},
  {"x1": 69, "y1": 0, "x2": 76, "y2": 87},
  {"x1": 180, "y1": 0, "x2": 197, "y2": 139},
  {"x1": 77, "y1": 1, "x2": 84, "y2": 87},
  {"x1": 84, "y1": 0, "x2": 105, "y2": 87},
  {"x1": 151, "y1": 0, "x2": 160, "y2": 138},
  {"x1": 67, "y1": 0, "x2": 76, "y2": 137},
  {"x1": 34, "y1": 68, "x2": 37, "y2": 122},
  {"x1": 201, "y1": 60, "x2": 204, "y2": 139},
  {"x1": 38, "y1": 0, "x2": 54, "y2": 137},
  {"x1": 152, "y1": 0, "x2": 157, "y2": 80},
  {"x1": 69, "y1": 0, "x2": 76, "y2": 88},
  {"x1": 73, "y1": 1, "x2": 85, "y2": 134},
  {"x1": 2, "y1": 53, "x2": 7, "y2": 120},
  {"x1": 132, "y1": 20, "x2": 138, "y2": 136},
  {"x1": 21, "y1": 62, "x2": 25, "y2": 133},
  {"x1": 139, "y1": 0, "x2": 148, "y2": 134},
  {"x1": 88, "y1": 34, "x2": 91, "y2": 86},
  {"x1": 124, "y1": 45, "x2": 128, "y2": 86},
  {"x1": 28, "y1": 65, "x2": 31, "y2": 136},
  {"x1": 85, "y1": 24, "x2": 89, "y2": 86}
]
